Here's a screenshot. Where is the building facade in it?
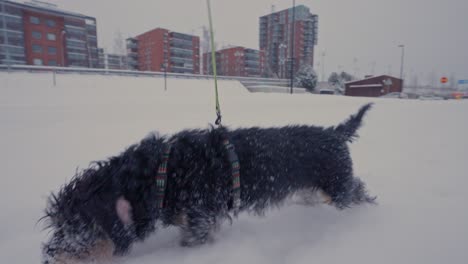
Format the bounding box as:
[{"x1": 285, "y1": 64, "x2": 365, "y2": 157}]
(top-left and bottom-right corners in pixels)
[
  {"x1": 345, "y1": 75, "x2": 403, "y2": 97},
  {"x1": 126, "y1": 28, "x2": 200, "y2": 74},
  {"x1": 97, "y1": 48, "x2": 127, "y2": 70},
  {"x1": 0, "y1": 0, "x2": 98, "y2": 67},
  {"x1": 202, "y1": 46, "x2": 265, "y2": 77},
  {"x1": 259, "y1": 5, "x2": 318, "y2": 78}
]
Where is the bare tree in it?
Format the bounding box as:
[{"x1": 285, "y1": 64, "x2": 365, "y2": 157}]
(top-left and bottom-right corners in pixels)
[
  {"x1": 113, "y1": 30, "x2": 126, "y2": 55},
  {"x1": 409, "y1": 73, "x2": 418, "y2": 88},
  {"x1": 449, "y1": 72, "x2": 457, "y2": 89},
  {"x1": 428, "y1": 71, "x2": 437, "y2": 88}
]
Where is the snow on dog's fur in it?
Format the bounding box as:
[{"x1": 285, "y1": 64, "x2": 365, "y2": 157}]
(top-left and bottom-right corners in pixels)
[{"x1": 41, "y1": 104, "x2": 376, "y2": 263}]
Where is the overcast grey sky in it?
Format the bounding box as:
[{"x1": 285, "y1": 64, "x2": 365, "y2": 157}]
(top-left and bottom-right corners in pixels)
[{"x1": 30, "y1": 0, "x2": 468, "y2": 82}]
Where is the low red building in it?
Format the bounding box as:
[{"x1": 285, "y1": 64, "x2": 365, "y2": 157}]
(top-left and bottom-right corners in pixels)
[{"x1": 345, "y1": 75, "x2": 403, "y2": 97}]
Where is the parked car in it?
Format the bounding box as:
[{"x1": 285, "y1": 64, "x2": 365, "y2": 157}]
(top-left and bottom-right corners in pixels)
[{"x1": 319, "y1": 89, "x2": 335, "y2": 95}]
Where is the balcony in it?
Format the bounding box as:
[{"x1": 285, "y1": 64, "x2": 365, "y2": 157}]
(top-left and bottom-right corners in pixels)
[
  {"x1": 245, "y1": 52, "x2": 259, "y2": 60},
  {"x1": 128, "y1": 61, "x2": 138, "y2": 67},
  {"x1": 170, "y1": 49, "x2": 193, "y2": 59},
  {"x1": 127, "y1": 42, "x2": 138, "y2": 49},
  {"x1": 171, "y1": 66, "x2": 194, "y2": 74},
  {"x1": 126, "y1": 37, "x2": 138, "y2": 44},
  {"x1": 0, "y1": 45, "x2": 25, "y2": 56},
  {"x1": 170, "y1": 32, "x2": 193, "y2": 42},
  {"x1": 128, "y1": 52, "x2": 138, "y2": 60},
  {"x1": 171, "y1": 37, "x2": 192, "y2": 45},
  {"x1": 170, "y1": 56, "x2": 192, "y2": 64},
  {"x1": 4, "y1": 5, "x2": 22, "y2": 17},
  {"x1": 4, "y1": 16, "x2": 22, "y2": 32},
  {"x1": 64, "y1": 18, "x2": 86, "y2": 28},
  {"x1": 66, "y1": 32, "x2": 87, "y2": 41},
  {"x1": 245, "y1": 60, "x2": 259, "y2": 67},
  {"x1": 170, "y1": 41, "x2": 192, "y2": 50}
]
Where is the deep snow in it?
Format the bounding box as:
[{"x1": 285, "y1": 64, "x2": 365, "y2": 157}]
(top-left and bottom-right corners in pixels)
[{"x1": 1, "y1": 71, "x2": 467, "y2": 264}]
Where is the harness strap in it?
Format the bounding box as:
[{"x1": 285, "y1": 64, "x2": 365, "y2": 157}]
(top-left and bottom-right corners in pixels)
[
  {"x1": 156, "y1": 143, "x2": 172, "y2": 210},
  {"x1": 155, "y1": 139, "x2": 241, "y2": 216},
  {"x1": 223, "y1": 139, "x2": 241, "y2": 215}
]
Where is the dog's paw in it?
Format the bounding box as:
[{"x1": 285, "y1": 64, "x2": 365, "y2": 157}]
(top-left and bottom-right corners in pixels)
[
  {"x1": 180, "y1": 234, "x2": 214, "y2": 247},
  {"x1": 292, "y1": 189, "x2": 332, "y2": 206}
]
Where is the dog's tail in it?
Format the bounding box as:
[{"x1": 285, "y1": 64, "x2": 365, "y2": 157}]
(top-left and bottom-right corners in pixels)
[{"x1": 334, "y1": 103, "x2": 373, "y2": 142}]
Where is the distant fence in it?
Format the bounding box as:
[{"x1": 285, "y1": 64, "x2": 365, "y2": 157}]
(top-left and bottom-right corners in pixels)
[
  {"x1": 0, "y1": 64, "x2": 288, "y2": 87},
  {"x1": 403, "y1": 86, "x2": 463, "y2": 97}
]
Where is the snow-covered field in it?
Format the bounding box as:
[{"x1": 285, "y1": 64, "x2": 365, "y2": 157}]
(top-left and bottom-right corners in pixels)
[{"x1": 1, "y1": 72, "x2": 468, "y2": 264}]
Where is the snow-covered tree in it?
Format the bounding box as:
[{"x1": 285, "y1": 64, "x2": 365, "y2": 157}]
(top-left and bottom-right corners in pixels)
[
  {"x1": 339, "y1": 71, "x2": 354, "y2": 82},
  {"x1": 328, "y1": 72, "x2": 340, "y2": 85},
  {"x1": 294, "y1": 64, "x2": 318, "y2": 92},
  {"x1": 328, "y1": 71, "x2": 355, "y2": 90}
]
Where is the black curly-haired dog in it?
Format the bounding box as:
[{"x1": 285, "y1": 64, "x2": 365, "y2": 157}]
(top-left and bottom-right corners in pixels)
[{"x1": 42, "y1": 104, "x2": 375, "y2": 263}]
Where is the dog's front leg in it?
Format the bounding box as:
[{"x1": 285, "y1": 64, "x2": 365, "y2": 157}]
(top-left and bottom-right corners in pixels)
[{"x1": 179, "y1": 207, "x2": 217, "y2": 247}]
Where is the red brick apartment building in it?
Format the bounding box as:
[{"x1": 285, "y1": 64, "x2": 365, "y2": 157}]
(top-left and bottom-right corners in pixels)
[
  {"x1": 0, "y1": 0, "x2": 99, "y2": 67},
  {"x1": 126, "y1": 28, "x2": 200, "y2": 74},
  {"x1": 259, "y1": 5, "x2": 318, "y2": 78},
  {"x1": 202, "y1": 46, "x2": 265, "y2": 77}
]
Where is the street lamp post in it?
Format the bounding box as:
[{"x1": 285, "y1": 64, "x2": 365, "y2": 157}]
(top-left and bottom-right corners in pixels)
[
  {"x1": 321, "y1": 51, "x2": 326, "y2": 82},
  {"x1": 398, "y1": 44, "x2": 405, "y2": 82},
  {"x1": 289, "y1": 0, "x2": 296, "y2": 94},
  {"x1": 234, "y1": 51, "x2": 243, "y2": 77},
  {"x1": 161, "y1": 62, "x2": 168, "y2": 91},
  {"x1": 60, "y1": 30, "x2": 66, "y2": 67},
  {"x1": 279, "y1": 43, "x2": 286, "y2": 78}
]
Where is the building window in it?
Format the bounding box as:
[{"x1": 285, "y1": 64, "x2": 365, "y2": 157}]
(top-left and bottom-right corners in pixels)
[
  {"x1": 33, "y1": 58, "x2": 43, "y2": 65},
  {"x1": 46, "y1": 19, "x2": 56, "y2": 27},
  {"x1": 30, "y1": 16, "x2": 40, "y2": 25},
  {"x1": 47, "y1": 33, "x2": 56, "y2": 41},
  {"x1": 32, "y1": 31, "x2": 42, "y2": 39},
  {"x1": 48, "y1": 46, "x2": 57, "y2": 55},
  {"x1": 48, "y1": 60, "x2": 57, "y2": 66},
  {"x1": 32, "y1": 44, "x2": 42, "y2": 53}
]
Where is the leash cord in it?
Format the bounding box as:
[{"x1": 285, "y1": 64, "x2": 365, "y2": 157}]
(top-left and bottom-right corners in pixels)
[{"x1": 207, "y1": 0, "x2": 222, "y2": 126}]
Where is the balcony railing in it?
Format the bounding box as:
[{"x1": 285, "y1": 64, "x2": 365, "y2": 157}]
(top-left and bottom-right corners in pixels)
[
  {"x1": 4, "y1": 5, "x2": 22, "y2": 16},
  {"x1": 127, "y1": 43, "x2": 138, "y2": 49},
  {"x1": 245, "y1": 60, "x2": 259, "y2": 67},
  {"x1": 170, "y1": 32, "x2": 193, "y2": 41},
  {"x1": 170, "y1": 56, "x2": 192, "y2": 64},
  {"x1": 170, "y1": 49, "x2": 193, "y2": 59},
  {"x1": 170, "y1": 42, "x2": 192, "y2": 50},
  {"x1": 64, "y1": 18, "x2": 86, "y2": 28}
]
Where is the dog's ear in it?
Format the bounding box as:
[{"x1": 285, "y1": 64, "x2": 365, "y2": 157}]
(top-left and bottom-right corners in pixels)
[{"x1": 115, "y1": 197, "x2": 133, "y2": 226}]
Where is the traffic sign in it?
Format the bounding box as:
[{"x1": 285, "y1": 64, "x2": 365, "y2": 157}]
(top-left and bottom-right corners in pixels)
[
  {"x1": 458, "y1": 80, "x2": 468, "y2": 85},
  {"x1": 440, "y1": 77, "x2": 448, "y2": 84}
]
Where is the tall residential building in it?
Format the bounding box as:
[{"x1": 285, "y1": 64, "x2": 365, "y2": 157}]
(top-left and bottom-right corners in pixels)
[
  {"x1": 0, "y1": 0, "x2": 99, "y2": 67},
  {"x1": 259, "y1": 5, "x2": 318, "y2": 78},
  {"x1": 202, "y1": 46, "x2": 265, "y2": 77},
  {"x1": 126, "y1": 28, "x2": 200, "y2": 74}
]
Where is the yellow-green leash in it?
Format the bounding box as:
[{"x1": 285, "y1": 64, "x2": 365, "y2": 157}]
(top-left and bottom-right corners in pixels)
[{"x1": 206, "y1": 0, "x2": 222, "y2": 125}]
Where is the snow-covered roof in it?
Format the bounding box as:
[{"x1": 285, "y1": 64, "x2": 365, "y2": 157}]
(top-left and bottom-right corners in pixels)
[
  {"x1": 349, "y1": 84, "x2": 383, "y2": 88},
  {"x1": 345, "y1": 75, "x2": 401, "y2": 85},
  {"x1": 6, "y1": 0, "x2": 93, "y2": 19}
]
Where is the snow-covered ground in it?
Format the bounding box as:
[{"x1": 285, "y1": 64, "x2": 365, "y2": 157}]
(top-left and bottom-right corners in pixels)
[{"x1": 1, "y1": 72, "x2": 468, "y2": 264}]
